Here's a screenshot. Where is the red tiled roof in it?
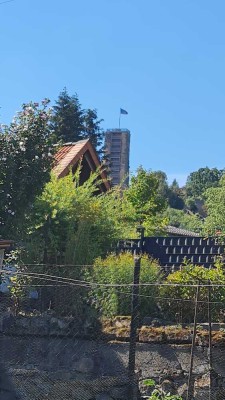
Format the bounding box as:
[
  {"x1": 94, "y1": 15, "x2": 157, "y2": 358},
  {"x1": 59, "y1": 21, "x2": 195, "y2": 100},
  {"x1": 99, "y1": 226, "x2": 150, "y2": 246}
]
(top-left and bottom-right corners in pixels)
[
  {"x1": 53, "y1": 140, "x2": 90, "y2": 178},
  {"x1": 54, "y1": 144, "x2": 75, "y2": 164},
  {"x1": 53, "y1": 139, "x2": 110, "y2": 190}
]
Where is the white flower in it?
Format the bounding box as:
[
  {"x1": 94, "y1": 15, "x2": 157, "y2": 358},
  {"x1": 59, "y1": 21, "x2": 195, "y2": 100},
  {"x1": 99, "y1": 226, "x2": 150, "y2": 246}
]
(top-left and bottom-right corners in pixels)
[
  {"x1": 19, "y1": 142, "x2": 26, "y2": 151},
  {"x1": 35, "y1": 155, "x2": 39, "y2": 160}
]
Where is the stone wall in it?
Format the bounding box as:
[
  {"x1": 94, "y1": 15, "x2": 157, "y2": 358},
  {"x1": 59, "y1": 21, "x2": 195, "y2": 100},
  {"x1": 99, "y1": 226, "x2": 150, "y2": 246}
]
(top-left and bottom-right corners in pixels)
[{"x1": 1, "y1": 314, "x2": 225, "y2": 399}]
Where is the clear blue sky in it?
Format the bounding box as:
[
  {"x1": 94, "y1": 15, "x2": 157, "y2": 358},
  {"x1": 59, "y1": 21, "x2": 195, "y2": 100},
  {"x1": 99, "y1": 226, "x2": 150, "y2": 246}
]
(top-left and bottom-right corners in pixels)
[{"x1": 1, "y1": 0, "x2": 225, "y2": 185}]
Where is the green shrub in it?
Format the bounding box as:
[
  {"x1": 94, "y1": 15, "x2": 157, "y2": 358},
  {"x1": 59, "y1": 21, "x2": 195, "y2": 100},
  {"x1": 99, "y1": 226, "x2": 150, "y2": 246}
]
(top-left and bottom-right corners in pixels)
[
  {"x1": 86, "y1": 252, "x2": 160, "y2": 317},
  {"x1": 159, "y1": 260, "x2": 225, "y2": 323},
  {"x1": 143, "y1": 379, "x2": 182, "y2": 399}
]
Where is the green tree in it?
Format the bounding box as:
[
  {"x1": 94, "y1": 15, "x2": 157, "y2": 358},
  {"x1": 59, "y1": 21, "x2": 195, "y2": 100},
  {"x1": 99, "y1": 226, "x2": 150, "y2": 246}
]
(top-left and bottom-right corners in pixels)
[
  {"x1": 152, "y1": 171, "x2": 169, "y2": 199},
  {"x1": 164, "y1": 208, "x2": 203, "y2": 233},
  {"x1": 51, "y1": 87, "x2": 84, "y2": 143},
  {"x1": 24, "y1": 170, "x2": 114, "y2": 265},
  {"x1": 204, "y1": 177, "x2": 225, "y2": 236},
  {"x1": 20, "y1": 166, "x2": 169, "y2": 265},
  {"x1": 168, "y1": 179, "x2": 185, "y2": 210},
  {"x1": 125, "y1": 167, "x2": 167, "y2": 234},
  {"x1": 51, "y1": 88, "x2": 105, "y2": 155},
  {"x1": 186, "y1": 167, "x2": 224, "y2": 199},
  {"x1": 83, "y1": 108, "x2": 104, "y2": 156},
  {"x1": 0, "y1": 100, "x2": 54, "y2": 237},
  {"x1": 23, "y1": 168, "x2": 136, "y2": 265}
]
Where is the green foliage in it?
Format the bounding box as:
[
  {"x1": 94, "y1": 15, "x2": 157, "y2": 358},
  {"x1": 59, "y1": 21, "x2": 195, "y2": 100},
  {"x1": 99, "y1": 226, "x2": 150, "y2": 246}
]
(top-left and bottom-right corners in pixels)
[
  {"x1": 164, "y1": 208, "x2": 203, "y2": 233},
  {"x1": 24, "y1": 168, "x2": 119, "y2": 265},
  {"x1": 86, "y1": 252, "x2": 160, "y2": 317},
  {"x1": 147, "y1": 391, "x2": 182, "y2": 400},
  {"x1": 125, "y1": 167, "x2": 167, "y2": 234},
  {"x1": 184, "y1": 196, "x2": 198, "y2": 213},
  {"x1": 167, "y1": 179, "x2": 185, "y2": 210},
  {"x1": 159, "y1": 261, "x2": 225, "y2": 322},
  {"x1": 126, "y1": 167, "x2": 166, "y2": 217},
  {"x1": 3, "y1": 249, "x2": 29, "y2": 315},
  {"x1": 17, "y1": 163, "x2": 169, "y2": 266},
  {"x1": 152, "y1": 171, "x2": 169, "y2": 199},
  {"x1": 143, "y1": 379, "x2": 156, "y2": 387},
  {"x1": 0, "y1": 100, "x2": 54, "y2": 237},
  {"x1": 51, "y1": 87, "x2": 104, "y2": 155},
  {"x1": 186, "y1": 167, "x2": 224, "y2": 199},
  {"x1": 83, "y1": 108, "x2": 104, "y2": 156},
  {"x1": 204, "y1": 178, "x2": 225, "y2": 236},
  {"x1": 51, "y1": 87, "x2": 84, "y2": 143},
  {"x1": 143, "y1": 379, "x2": 182, "y2": 400}
]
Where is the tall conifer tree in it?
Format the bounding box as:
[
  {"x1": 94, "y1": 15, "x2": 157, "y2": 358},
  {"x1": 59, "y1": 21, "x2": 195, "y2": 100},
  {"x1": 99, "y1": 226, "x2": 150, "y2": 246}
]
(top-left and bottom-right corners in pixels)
[
  {"x1": 51, "y1": 88, "x2": 105, "y2": 156},
  {"x1": 51, "y1": 88, "x2": 84, "y2": 143}
]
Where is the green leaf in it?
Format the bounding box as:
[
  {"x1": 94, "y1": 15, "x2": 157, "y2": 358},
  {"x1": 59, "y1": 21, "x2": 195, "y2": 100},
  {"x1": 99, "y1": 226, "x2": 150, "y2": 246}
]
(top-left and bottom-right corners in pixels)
[{"x1": 142, "y1": 379, "x2": 156, "y2": 387}]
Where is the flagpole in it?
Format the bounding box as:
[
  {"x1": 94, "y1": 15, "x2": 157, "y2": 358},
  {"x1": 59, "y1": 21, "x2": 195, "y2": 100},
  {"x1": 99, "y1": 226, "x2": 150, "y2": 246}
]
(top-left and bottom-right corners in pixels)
[{"x1": 119, "y1": 110, "x2": 121, "y2": 129}]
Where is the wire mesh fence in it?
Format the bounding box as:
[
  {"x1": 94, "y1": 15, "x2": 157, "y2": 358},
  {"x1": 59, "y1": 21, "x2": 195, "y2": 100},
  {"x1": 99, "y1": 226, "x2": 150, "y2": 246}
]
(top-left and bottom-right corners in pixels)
[{"x1": 1, "y1": 263, "x2": 225, "y2": 399}]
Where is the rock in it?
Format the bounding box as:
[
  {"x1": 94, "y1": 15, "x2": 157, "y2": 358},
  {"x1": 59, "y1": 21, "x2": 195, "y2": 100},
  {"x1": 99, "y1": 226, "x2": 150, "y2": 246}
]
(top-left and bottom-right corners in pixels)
[
  {"x1": 57, "y1": 318, "x2": 70, "y2": 330},
  {"x1": 50, "y1": 317, "x2": 61, "y2": 335},
  {"x1": 177, "y1": 383, "x2": 188, "y2": 398},
  {"x1": 71, "y1": 387, "x2": 94, "y2": 399},
  {"x1": 95, "y1": 393, "x2": 113, "y2": 400},
  {"x1": 51, "y1": 370, "x2": 72, "y2": 380},
  {"x1": 151, "y1": 318, "x2": 163, "y2": 327},
  {"x1": 2, "y1": 313, "x2": 14, "y2": 332},
  {"x1": 160, "y1": 379, "x2": 176, "y2": 395},
  {"x1": 109, "y1": 385, "x2": 128, "y2": 399},
  {"x1": 43, "y1": 310, "x2": 56, "y2": 317},
  {"x1": 142, "y1": 317, "x2": 152, "y2": 326},
  {"x1": 74, "y1": 357, "x2": 94, "y2": 374},
  {"x1": 30, "y1": 316, "x2": 49, "y2": 335}
]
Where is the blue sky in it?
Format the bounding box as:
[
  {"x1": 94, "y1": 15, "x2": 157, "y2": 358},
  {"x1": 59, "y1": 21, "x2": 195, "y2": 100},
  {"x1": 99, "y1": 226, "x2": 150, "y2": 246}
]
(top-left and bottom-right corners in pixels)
[{"x1": 1, "y1": 0, "x2": 225, "y2": 185}]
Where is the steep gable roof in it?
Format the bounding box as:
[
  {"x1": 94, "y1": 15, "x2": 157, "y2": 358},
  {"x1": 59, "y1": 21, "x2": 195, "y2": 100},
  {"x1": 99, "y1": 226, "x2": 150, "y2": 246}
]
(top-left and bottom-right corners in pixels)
[{"x1": 53, "y1": 139, "x2": 110, "y2": 191}]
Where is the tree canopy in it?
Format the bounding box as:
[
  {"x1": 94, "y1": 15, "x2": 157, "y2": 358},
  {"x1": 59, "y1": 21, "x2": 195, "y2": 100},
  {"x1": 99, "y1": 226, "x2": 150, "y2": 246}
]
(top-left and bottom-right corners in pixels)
[
  {"x1": 51, "y1": 88, "x2": 104, "y2": 156},
  {"x1": 186, "y1": 167, "x2": 225, "y2": 198},
  {"x1": 203, "y1": 177, "x2": 225, "y2": 236},
  {"x1": 126, "y1": 167, "x2": 166, "y2": 219},
  {"x1": 0, "y1": 100, "x2": 54, "y2": 237}
]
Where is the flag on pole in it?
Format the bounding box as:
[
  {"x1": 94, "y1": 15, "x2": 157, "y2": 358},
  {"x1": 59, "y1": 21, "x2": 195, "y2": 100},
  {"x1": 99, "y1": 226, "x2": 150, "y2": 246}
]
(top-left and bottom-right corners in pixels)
[{"x1": 120, "y1": 108, "x2": 128, "y2": 115}]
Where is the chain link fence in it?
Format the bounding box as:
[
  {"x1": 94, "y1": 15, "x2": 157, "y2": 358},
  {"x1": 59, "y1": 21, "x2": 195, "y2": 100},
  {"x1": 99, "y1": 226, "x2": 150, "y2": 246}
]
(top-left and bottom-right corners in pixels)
[{"x1": 1, "y1": 263, "x2": 225, "y2": 399}]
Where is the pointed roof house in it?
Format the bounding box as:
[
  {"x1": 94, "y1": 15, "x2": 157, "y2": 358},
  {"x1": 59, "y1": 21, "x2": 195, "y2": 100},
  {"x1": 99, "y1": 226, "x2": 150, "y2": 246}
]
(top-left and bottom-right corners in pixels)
[{"x1": 53, "y1": 139, "x2": 110, "y2": 192}]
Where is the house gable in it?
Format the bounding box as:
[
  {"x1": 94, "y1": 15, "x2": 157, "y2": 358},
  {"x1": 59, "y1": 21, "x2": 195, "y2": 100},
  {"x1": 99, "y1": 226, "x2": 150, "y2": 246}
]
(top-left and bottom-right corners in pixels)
[{"x1": 53, "y1": 139, "x2": 110, "y2": 192}]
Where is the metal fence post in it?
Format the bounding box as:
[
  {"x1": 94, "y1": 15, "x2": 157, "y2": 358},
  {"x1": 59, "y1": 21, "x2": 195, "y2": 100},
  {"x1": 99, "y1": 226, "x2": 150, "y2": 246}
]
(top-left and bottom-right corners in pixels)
[
  {"x1": 187, "y1": 283, "x2": 200, "y2": 400},
  {"x1": 128, "y1": 224, "x2": 145, "y2": 400},
  {"x1": 208, "y1": 280, "x2": 212, "y2": 400}
]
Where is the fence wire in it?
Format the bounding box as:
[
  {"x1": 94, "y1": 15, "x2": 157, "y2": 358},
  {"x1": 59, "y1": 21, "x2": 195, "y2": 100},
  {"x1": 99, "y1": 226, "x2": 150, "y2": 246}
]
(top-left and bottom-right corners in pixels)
[{"x1": 1, "y1": 265, "x2": 225, "y2": 399}]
